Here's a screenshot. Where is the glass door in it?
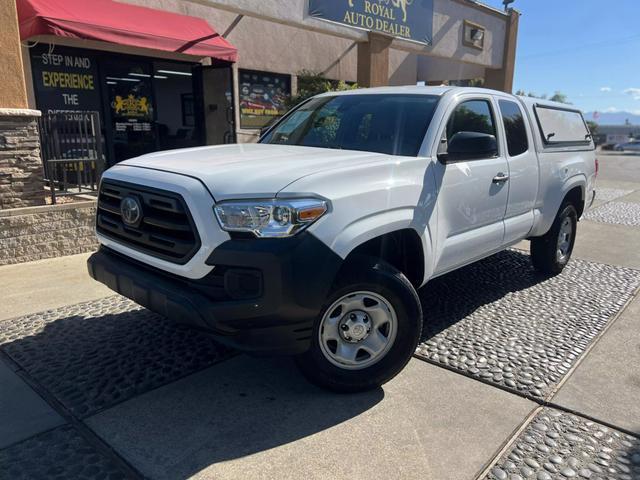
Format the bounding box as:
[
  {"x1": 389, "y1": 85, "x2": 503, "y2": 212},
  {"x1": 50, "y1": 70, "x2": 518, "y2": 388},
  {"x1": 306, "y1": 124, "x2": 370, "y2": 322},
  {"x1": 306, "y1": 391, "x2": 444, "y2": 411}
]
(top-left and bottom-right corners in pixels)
[
  {"x1": 153, "y1": 61, "x2": 201, "y2": 150},
  {"x1": 196, "y1": 64, "x2": 235, "y2": 145},
  {"x1": 102, "y1": 59, "x2": 155, "y2": 163}
]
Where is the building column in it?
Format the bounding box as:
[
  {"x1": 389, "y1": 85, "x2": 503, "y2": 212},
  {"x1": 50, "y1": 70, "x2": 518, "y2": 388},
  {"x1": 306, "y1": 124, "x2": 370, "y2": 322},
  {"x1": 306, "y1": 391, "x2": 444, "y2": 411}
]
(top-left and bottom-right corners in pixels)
[
  {"x1": 0, "y1": 1, "x2": 45, "y2": 208},
  {"x1": 484, "y1": 9, "x2": 519, "y2": 93},
  {"x1": 357, "y1": 32, "x2": 393, "y2": 88},
  {"x1": 0, "y1": 0, "x2": 28, "y2": 109}
]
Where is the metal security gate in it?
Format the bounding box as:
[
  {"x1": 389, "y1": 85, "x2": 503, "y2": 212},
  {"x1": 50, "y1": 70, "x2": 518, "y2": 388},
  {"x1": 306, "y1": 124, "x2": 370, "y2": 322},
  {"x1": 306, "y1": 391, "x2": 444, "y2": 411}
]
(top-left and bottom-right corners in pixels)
[{"x1": 38, "y1": 111, "x2": 105, "y2": 204}]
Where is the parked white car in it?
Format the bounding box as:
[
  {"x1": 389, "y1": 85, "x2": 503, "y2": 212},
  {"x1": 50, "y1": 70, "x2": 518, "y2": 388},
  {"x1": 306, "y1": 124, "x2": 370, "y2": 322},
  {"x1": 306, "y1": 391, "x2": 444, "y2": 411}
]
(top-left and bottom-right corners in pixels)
[
  {"x1": 88, "y1": 86, "x2": 597, "y2": 392},
  {"x1": 614, "y1": 140, "x2": 640, "y2": 152}
]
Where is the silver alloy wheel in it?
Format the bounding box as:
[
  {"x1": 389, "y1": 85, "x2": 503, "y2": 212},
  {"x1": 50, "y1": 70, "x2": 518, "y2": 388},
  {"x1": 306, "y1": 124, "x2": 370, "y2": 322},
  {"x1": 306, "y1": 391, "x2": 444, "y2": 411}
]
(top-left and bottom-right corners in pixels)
[
  {"x1": 556, "y1": 216, "x2": 573, "y2": 263},
  {"x1": 318, "y1": 291, "x2": 398, "y2": 370}
]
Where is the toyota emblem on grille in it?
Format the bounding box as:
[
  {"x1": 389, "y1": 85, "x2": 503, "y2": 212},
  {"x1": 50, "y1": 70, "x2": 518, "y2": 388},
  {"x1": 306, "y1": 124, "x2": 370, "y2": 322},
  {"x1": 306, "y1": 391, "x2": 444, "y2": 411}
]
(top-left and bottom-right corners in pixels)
[{"x1": 120, "y1": 196, "x2": 142, "y2": 226}]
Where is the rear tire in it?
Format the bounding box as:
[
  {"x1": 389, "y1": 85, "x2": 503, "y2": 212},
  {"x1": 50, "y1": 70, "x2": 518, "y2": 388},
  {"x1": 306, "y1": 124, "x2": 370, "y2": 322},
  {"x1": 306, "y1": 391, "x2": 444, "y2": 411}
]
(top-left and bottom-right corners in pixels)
[
  {"x1": 530, "y1": 203, "x2": 578, "y2": 275},
  {"x1": 295, "y1": 257, "x2": 422, "y2": 393}
]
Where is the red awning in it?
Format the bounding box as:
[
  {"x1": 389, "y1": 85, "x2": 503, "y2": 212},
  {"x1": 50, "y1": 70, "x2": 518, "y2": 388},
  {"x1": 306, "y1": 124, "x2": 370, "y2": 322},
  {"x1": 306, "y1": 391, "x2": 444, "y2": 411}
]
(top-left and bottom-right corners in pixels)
[{"x1": 17, "y1": 0, "x2": 237, "y2": 62}]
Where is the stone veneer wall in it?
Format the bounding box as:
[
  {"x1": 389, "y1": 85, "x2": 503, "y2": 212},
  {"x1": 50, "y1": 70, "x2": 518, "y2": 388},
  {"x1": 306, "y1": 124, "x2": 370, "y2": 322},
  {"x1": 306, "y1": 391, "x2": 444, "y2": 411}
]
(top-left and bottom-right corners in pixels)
[
  {"x1": 0, "y1": 108, "x2": 45, "y2": 209},
  {"x1": 0, "y1": 201, "x2": 98, "y2": 265}
]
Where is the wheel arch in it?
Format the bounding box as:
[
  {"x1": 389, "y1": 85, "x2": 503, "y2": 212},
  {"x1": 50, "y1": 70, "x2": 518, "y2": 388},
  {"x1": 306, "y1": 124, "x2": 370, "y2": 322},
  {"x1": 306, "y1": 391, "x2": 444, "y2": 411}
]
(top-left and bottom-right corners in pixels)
[
  {"x1": 530, "y1": 174, "x2": 586, "y2": 237},
  {"x1": 563, "y1": 185, "x2": 585, "y2": 218},
  {"x1": 340, "y1": 228, "x2": 426, "y2": 289}
]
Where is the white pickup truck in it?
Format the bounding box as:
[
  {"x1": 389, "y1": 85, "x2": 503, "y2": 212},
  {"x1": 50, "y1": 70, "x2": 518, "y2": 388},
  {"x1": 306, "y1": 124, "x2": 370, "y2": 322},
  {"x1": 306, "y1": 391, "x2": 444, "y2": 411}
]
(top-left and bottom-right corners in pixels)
[{"x1": 88, "y1": 86, "x2": 597, "y2": 392}]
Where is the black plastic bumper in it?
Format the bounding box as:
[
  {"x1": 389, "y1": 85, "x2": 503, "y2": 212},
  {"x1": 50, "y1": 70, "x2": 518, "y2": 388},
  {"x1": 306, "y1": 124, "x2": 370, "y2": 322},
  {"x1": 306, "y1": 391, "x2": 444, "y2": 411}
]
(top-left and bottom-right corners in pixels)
[{"x1": 87, "y1": 233, "x2": 343, "y2": 355}]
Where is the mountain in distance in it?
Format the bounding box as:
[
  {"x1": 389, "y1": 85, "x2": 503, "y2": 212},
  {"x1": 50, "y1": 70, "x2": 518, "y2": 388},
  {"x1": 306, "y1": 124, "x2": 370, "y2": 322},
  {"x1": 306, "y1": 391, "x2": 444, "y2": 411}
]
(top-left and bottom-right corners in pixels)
[{"x1": 584, "y1": 111, "x2": 640, "y2": 125}]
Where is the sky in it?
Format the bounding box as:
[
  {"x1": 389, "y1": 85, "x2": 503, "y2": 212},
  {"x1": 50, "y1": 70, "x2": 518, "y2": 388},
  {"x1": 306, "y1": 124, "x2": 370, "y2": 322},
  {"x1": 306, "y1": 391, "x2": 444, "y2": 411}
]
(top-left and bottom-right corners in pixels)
[{"x1": 480, "y1": 0, "x2": 640, "y2": 114}]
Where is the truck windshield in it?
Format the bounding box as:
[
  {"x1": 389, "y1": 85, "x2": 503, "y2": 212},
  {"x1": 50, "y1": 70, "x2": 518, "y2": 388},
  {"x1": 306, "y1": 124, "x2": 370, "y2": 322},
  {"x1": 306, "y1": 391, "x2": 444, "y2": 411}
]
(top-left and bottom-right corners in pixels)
[{"x1": 260, "y1": 94, "x2": 440, "y2": 156}]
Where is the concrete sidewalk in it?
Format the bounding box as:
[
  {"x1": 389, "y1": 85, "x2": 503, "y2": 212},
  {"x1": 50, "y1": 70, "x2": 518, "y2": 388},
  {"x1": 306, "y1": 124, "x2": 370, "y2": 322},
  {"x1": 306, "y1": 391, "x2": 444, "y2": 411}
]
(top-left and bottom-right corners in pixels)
[
  {"x1": 0, "y1": 357, "x2": 64, "y2": 449},
  {"x1": 87, "y1": 356, "x2": 535, "y2": 480},
  {"x1": 552, "y1": 294, "x2": 640, "y2": 432},
  {"x1": 1, "y1": 152, "x2": 639, "y2": 479},
  {"x1": 0, "y1": 252, "x2": 112, "y2": 321}
]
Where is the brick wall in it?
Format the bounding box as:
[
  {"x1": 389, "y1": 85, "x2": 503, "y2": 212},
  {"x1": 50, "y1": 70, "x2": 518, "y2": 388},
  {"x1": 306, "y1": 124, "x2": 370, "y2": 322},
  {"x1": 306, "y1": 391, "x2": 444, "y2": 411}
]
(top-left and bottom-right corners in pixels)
[
  {"x1": 0, "y1": 108, "x2": 45, "y2": 210},
  {"x1": 0, "y1": 201, "x2": 98, "y2": 265}
]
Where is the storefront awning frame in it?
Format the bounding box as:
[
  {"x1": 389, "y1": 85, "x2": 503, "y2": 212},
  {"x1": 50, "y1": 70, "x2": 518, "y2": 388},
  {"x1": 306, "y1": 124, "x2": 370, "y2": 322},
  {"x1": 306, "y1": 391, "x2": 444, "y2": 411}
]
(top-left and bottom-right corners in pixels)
[{"x1": 17, "y1": 0, "x2": 238, "y2": 63}]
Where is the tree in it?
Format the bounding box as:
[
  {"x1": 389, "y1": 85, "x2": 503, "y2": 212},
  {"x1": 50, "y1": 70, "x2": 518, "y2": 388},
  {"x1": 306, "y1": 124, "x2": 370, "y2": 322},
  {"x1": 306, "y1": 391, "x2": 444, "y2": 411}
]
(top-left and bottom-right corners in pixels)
[
  {"x1": 515, "y1": 90, "x2": 571, "y2": 104},
  {"x1": 515, "y1": 90, "x2": 547, "y2": 99},
  {"x1": 549, "y1": 91, "x2": 570, "y2": 104},
  {"x1": 286, "y1": 70, "x2": 357, "y2": 109},
  {"x1": 586, "y1": 121, "x2": 598, "y2": 135}
]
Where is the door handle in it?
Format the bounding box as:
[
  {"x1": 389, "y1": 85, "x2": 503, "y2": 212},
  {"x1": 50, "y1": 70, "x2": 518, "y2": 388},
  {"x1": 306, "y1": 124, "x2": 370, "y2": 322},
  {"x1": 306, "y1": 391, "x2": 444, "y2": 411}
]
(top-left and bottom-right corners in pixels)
[{"x1": 492, "y1": 173, "x2": 509, "y2": 183}]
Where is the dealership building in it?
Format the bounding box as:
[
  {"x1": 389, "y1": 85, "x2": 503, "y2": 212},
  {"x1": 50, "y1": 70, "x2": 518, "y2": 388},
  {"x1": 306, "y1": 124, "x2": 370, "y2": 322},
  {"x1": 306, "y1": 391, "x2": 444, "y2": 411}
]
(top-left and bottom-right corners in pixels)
[{"x1": 2, "y1": 0, "x2": 518, "y2": 168}]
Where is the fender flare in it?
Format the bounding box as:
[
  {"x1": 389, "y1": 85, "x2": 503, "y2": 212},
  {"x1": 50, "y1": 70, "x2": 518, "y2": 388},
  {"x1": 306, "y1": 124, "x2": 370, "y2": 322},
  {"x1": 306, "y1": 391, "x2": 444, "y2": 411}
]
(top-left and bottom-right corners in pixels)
[
  {"x1": 322, "y1": 207, "x2": 434, "y2": 287},
  {"x1": 530, "y1": 174, "x2": 586, "y2": 237}
]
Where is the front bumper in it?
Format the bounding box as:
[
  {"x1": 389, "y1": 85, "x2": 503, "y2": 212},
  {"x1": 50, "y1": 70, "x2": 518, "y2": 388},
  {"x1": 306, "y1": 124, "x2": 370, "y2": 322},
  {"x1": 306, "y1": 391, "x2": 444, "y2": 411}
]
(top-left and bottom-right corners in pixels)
[{"x1": 87, "y1": 233, "x2": 343, "y2": 355}]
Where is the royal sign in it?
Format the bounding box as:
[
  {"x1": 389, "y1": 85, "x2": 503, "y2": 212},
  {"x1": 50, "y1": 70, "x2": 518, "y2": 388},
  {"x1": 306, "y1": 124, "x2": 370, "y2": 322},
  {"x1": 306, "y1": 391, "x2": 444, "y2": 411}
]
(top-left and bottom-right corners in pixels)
[{"x1": 308, "y1": 0, "x2": 434, "y2": 45}]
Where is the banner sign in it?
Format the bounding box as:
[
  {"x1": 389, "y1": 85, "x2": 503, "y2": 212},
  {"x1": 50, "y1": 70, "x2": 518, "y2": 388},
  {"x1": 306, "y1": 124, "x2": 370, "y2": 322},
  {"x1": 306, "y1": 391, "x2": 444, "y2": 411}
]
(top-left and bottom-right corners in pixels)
[
  {"x1": 30, "y1": 46, "x2": 101, "y2": 114},
  {"x1": 308, "y1": 0, "x2": 433, "y2": 45}
]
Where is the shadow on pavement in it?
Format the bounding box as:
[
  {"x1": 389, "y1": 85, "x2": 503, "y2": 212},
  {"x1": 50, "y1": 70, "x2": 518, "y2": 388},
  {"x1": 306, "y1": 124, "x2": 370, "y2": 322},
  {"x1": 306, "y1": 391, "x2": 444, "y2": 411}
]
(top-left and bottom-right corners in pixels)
[
  {"x1": 86, "y1": 354, "x2": 384, "y2": 479},
  {"x1": 418, "y1": 249, "x2": 546, "y2": 340},
  {"x1": 0, "y1": 297, "x2": 234, "y2": 418},
  {"x1": 0, "y1": 298, "x2": 384, "y2": 478}
]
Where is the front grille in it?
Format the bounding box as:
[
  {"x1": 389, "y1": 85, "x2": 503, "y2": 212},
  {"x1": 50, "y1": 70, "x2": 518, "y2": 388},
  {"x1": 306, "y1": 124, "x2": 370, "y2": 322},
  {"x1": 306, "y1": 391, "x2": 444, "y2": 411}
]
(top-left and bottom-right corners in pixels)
[{"x1": 96, "y1": 180, "x2": 201, "y2": 264}]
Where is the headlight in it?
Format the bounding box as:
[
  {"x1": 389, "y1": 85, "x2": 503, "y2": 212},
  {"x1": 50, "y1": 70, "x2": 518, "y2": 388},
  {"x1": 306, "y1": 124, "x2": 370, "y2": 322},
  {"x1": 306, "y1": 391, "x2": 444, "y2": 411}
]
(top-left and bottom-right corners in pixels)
[{"x1": 214, "y1": 198, "x2": 328, "y2": 238}]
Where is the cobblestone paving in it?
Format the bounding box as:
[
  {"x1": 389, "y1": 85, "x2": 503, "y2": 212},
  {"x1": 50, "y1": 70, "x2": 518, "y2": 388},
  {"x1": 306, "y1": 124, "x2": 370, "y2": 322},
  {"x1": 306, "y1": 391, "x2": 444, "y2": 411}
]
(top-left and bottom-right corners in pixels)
[
  {"x1": 0, "y1": 296, "x2": 233, "y2": 418},
  {"x1": 415, "y1": 250, "x2": 640, "y2": 400},
  {"x1": 485, "y1": 408, "x2": 640, "y2": 480},
  {"x1": 595, "y1": 188, "x2": 634, "y2": 202},
  {"x1": 0, "y1": 424, "x2": 131, "y2": 480},
  {"x1": 583, "y1": 202, "x2": 640, "y2": 227}
]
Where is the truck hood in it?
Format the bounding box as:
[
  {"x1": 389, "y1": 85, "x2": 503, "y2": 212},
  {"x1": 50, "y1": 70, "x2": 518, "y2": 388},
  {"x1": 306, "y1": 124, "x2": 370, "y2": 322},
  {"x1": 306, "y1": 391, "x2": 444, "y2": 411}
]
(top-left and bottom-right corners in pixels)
[{"x1": 120, "y1": 143, "x2": 390, "y2": 200}]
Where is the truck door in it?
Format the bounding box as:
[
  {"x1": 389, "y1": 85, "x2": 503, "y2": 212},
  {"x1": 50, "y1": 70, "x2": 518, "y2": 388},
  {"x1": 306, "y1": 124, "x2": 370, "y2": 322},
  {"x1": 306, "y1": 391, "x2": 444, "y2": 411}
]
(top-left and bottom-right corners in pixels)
[
  {"x1": 433, "y1": 96, "x2": 510, "y2": 274},
  {"x1": 496, "y1": 99, "x2": 538, "y2": 244}
]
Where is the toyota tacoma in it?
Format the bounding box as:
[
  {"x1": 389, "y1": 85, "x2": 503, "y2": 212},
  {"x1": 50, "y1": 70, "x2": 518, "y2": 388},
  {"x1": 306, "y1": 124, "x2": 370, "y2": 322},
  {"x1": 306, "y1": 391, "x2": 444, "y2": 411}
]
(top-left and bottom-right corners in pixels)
[{"x1": 88, "y1": 86, "x2": 597, "y2": 392}]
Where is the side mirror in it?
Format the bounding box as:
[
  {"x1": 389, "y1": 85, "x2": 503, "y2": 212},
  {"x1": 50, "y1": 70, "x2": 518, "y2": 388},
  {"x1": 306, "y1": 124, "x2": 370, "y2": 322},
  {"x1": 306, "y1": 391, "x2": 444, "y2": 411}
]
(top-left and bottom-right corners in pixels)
[{"x1": 438, "y1": 131, "x2": 498, "y2": 162}]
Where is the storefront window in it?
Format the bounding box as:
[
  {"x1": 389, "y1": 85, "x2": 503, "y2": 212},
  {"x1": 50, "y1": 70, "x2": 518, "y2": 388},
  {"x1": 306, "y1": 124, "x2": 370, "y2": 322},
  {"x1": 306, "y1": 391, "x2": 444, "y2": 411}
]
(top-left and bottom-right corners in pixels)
[
  {"x1": 153, "y1": 61, "x2": 200, "y2": 150},
  {"x1": 30, "y1": 45, "x2": 101, "y2": 115},
  {"x1": 30, "y1": 45, "x2": 218, "y2": 165},
  {"x1": 102, "y1": 59, "x2": 155, "y2": 163},
  {"x1": 239, "y1": 70, "x2": 291, "y2": 129}
]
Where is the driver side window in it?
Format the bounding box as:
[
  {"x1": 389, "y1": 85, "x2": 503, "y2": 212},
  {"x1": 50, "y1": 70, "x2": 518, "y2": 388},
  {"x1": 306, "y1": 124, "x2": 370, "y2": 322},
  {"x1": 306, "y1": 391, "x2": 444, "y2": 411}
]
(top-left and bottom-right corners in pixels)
[{"x1": 446, "y1": 99, "x2": 496, "y2": 140}]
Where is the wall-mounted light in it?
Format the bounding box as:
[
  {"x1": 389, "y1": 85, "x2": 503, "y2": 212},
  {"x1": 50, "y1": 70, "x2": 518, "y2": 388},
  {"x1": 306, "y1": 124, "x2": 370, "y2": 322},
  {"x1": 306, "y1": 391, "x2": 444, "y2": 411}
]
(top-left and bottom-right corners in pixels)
[
  {"x1": 463, "y1": 20, "x2": 485, "y2": 50},
  {"x1": 471, "y1": 28, "x2": 484, "y2": 42}
]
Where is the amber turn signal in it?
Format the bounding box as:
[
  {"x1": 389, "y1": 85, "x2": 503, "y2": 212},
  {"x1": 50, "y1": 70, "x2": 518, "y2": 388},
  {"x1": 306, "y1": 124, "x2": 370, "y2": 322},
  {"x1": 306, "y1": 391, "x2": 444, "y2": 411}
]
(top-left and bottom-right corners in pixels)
[{"x1": 298, "y1": 205, "x2": 327, "y2": 222}]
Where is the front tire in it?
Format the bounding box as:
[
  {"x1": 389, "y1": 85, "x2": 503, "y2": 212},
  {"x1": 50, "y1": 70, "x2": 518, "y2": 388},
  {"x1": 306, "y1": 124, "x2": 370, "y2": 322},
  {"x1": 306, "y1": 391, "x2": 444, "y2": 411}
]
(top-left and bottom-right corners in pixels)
[
  {"x1": 530, "y1": 203, "x2": 578, "y2": 275},
  {"x1": 295, "y1": 258, "x2": 422, "y2": 393}
]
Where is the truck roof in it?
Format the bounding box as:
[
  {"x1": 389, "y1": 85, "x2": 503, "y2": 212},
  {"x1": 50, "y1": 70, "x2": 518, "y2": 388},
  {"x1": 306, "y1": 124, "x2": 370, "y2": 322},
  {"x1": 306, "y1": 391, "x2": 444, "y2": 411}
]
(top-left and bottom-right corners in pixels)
[
  {"x1": 317, "y1": 86, "x2": 586, "y2": 114},
  {"x1": 317, "y1": 85, "x2": 517, "y2": 98},
  {"x1": 316, "y1": 85, "x2": 452, "y2": 97}
]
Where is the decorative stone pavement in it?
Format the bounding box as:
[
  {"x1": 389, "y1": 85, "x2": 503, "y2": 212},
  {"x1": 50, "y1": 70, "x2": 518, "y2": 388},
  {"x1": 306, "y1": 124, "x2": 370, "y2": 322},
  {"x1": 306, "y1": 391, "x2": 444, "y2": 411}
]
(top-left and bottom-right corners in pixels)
[
  {"x1": 583, "y1": 202, "x2": 640, "y2": 227},
  {"x1": 0, "y1": 425, "x2": 130, "y2": 480},
  {"x1": 0, "y1": 296, "x2": 233, "y2": 418},
  {"x1": 1, "y1": 252, "x2": 639, "y2": 479},
  {"x1": 416, "y1": 250, "x2": 640, "y2": 400},
  {"x1": 485, "y1": 408, "x2": 640, "y2": 480}
]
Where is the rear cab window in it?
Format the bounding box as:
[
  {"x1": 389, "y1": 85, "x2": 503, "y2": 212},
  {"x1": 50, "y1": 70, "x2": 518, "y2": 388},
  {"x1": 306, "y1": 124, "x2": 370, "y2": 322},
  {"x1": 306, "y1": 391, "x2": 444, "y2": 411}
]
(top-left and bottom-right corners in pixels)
[
  {"x1": 534, "y1": 105, "x2": 592, "y2": 147},
  {"x1": 498, "y1": 100, "x2": 528, "y2": 156}
]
